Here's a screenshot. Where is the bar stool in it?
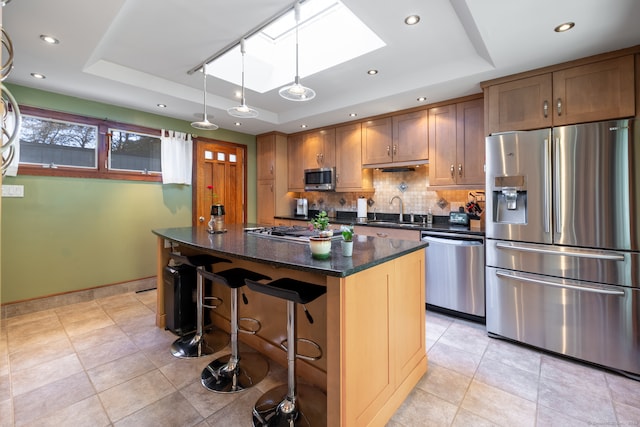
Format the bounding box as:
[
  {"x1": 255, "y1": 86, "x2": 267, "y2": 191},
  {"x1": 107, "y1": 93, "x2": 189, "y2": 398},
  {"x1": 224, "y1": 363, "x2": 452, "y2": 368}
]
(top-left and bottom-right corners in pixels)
[
  {"x1": 245, "y1": 277, "x2": 327, "y2": 426},
  {"x1": 200, "y1": 268, "x2": 272, "y2": 393},
  {"x1": 168, "y1": 253, "x2": 231, "y2": 358}
]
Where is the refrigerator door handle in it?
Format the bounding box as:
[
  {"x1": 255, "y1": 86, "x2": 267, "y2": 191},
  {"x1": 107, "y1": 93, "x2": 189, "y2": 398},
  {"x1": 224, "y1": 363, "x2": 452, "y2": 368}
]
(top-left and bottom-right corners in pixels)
[
  {"x1": 495, "y1": 242, "x2": 626, "y2": 261},
  {"x1": 543, "y1": 138, "x2": 550, "y2": 233},
  {"x1": 554, "y1": 137, "x2": 562, "y2": 234},
  {"x1": 495, "y1": 270, "x2": 625, "y2": 296}
]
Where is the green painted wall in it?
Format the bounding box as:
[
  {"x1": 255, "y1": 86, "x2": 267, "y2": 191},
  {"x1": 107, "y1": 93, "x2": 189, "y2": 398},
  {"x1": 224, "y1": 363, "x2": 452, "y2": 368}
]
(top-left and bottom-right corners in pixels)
[{"x1": 1, "y1": 84, "x2": 257, "y2": 303}]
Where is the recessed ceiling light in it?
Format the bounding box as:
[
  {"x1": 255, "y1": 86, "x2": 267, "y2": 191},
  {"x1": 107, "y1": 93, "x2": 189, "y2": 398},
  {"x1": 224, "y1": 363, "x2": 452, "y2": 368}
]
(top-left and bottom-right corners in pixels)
[
  {"x1": 349, "y1": 113, "x2": 357, "y2": 117},
  {"x1": 30, "y1": 73, "x2": 46, "y2": 79},
  {"x1": 157, "y1": 103, "x2": 167, "y2": 108},
  {"x1": 367, "y1": 69, "x2": 378, "y2": 75},
  {"x1": 234, "y1": 122, "x2": 242, "y2": 126},
  {"x1": 39, "y1": 34, "x2": 59, "y2": 44},
  {"x1": 301, "y1": 124, "x2": 308, "y2": 128},
  {"x1": 554, "y1": 22, "x2": 575, "y2": 32},
  {"x1": 417, "y1": 96, "x2": 427, "y2": 102},
  {"x1": 404, "y1": 15, "x2": 420, "y2": 25}
]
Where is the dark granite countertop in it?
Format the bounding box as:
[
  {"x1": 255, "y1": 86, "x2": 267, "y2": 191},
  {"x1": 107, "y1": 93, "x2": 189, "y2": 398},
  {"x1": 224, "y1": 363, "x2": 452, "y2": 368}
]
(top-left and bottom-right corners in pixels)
[{"x1": 152, "y1": 224, "x2": 428, "y2": 278}]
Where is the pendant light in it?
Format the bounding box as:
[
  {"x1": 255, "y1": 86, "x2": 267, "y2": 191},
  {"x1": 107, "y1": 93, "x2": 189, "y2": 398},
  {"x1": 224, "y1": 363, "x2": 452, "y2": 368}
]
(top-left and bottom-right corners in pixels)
[
  {"x1": 228, "y1": 39, "x2": 258, "y2": 118},
  {"x1": 279, "y1": 1, "x2": 315, "y2": 102},
  {"x1": 191, "y1": 63, "x2": 219, "y2": 130}
]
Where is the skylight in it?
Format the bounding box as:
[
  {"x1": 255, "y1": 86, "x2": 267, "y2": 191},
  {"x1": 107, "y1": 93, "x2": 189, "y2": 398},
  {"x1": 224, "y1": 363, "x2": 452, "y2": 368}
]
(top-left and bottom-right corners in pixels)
[{"x1": 206, "y1": 0, "x2": 385, "y2": 94}]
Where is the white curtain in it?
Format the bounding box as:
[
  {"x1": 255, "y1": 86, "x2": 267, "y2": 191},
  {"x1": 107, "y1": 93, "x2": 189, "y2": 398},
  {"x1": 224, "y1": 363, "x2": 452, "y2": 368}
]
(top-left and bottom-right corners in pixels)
[{"x1": 161, "y1": 129, "x2": 192, "y2": 185}]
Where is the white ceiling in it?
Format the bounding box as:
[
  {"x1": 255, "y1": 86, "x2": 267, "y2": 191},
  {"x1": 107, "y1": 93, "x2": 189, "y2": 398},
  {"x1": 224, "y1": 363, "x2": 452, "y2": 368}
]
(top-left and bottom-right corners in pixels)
[{"x1": 4, "y1": 0, "x2": 640, "y2": 135}]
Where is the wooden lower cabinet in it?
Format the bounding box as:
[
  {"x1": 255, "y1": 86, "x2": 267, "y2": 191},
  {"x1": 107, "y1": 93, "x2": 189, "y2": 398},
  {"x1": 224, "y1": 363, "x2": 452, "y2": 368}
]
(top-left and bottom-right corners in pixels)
[{"x1": 327, "y1": 249, "x2": 426, "y2": 426}]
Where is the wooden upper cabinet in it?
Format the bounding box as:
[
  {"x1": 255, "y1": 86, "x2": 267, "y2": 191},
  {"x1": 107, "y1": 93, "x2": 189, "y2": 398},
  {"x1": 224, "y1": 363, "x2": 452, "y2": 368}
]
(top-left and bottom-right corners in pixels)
[
  {"x1": 362, "y1": 112, "x2": 428, "y2": 166},
  {"x1": 303, "y1": 128, "x2": 336, "y2": 169},
  {"x1": 552, "y1": 55, "x2": 635, "y2": 126},
  {"x1": 256, "y1": 133, "x2": 289, "y2": 225},
  {"x1": 287, "y1": 134, "x2": 304, "y2": 192},
  {"x1": 486, "y1": 55, "x2": 635, "y2": 133},
  {"x1": 456, "y1": 99, "x2": 485, "y2": 186},
  {"x1": 362, "y1": 117, "x2": 393, "y2": 165},
  {"x1": 392, "y1": 109, "x2": 428, "y2": 163},
  {"x1": 256, "y1": 134, "x2": 275, "y2": 181},
  {"x1": 429, "y1": 98, "x2": 485, "y2": 188},
  {"x1": 487, "y1": 74, "x2": 553, "y2": 134},
  {"x1": 428, "y1": 104, "x2": 457, "y2": 186},
  {"x1": 335, "y1": 122, "x2": 373, "y2": 191}
]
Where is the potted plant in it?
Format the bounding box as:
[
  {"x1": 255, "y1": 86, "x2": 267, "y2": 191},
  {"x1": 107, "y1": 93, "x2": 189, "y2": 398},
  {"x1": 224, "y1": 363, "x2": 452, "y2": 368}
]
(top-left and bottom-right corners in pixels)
[
  {"x1": 340, "y1": 224, "x2": 354, "y2": 256},
  {"x1": 308, "y1": 210, "x2": 332, "y2": 237},
  {"x1": 308, "y1": 211, "x2": 332, "y2": 259}
]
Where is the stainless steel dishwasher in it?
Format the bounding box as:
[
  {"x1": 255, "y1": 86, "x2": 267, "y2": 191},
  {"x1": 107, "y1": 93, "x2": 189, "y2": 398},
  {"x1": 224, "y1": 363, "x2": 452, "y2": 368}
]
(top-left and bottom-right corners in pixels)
[{"x1": 421, "y1": 230, "x2": 485, "y2": 320}]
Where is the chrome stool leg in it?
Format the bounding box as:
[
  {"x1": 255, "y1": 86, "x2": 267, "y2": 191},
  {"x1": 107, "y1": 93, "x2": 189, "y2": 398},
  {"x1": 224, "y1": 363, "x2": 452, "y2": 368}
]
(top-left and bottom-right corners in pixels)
[
  {"x1": 246, "y1": 278, "x2": 327, "y2": 426},
  {"x1": 170, "y1": 264, "x2": 228, "y2": 358},
  {"x1": 200, "y1": 268, "x2": 270, "y2": 392}
]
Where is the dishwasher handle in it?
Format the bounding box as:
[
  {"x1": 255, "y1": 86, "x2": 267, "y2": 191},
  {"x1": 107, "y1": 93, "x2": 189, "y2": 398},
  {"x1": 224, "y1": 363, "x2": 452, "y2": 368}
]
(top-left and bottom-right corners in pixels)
[{"x1": 422, "y1": 236, "x2": 484, "y2": 246}]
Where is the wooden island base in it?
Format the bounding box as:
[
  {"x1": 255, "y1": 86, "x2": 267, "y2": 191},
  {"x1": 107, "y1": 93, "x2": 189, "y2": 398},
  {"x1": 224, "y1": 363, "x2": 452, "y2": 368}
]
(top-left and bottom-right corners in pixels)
[{"x1": 154, "y1": 228, "x2": 427, "y2": 426}]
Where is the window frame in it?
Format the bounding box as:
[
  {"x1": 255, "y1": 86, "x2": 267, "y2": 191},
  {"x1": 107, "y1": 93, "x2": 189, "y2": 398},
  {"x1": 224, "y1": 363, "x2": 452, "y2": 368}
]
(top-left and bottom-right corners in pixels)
[{"x1": 16, "y1": 105, "x2": 163, "y2": 182}]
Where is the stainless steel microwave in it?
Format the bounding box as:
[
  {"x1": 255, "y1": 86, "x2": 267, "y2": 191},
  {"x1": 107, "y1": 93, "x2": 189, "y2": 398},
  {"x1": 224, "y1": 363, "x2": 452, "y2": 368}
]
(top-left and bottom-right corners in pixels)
[{"x1": 304, "y1": 167, "x2": 335, "y2": 191}]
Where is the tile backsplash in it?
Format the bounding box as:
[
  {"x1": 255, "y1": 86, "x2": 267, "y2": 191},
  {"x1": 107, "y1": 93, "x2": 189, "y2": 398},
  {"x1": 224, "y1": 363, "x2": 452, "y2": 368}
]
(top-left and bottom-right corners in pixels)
[{"x1": 298, "y1": 166, "x2": 481, "y2": 217}]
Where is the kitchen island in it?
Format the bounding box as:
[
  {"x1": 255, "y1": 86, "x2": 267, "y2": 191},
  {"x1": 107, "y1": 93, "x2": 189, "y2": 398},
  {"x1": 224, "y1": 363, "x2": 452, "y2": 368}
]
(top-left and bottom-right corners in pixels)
[{"x1": 153, "y1": 224, "x2": 427, "y2": 426}]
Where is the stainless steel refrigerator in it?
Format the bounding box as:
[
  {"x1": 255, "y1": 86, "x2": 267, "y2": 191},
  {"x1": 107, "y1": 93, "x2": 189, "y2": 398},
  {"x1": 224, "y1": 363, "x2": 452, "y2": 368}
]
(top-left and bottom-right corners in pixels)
[{"x1": 485, "y1": 119, "x2": 640, "y2": 378}]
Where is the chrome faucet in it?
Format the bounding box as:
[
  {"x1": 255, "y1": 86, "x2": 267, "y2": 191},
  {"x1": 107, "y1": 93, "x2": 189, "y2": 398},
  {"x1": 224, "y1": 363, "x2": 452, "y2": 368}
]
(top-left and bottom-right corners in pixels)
[{"x1": 390, "y1": 196, "x2": 403, "y2": 222}]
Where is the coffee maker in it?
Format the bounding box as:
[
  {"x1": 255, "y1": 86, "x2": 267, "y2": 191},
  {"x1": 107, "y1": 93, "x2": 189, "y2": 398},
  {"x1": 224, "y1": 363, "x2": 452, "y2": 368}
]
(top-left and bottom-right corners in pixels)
[{"x1": 295, "y1": 198, "x2": 308, "y2": 217}]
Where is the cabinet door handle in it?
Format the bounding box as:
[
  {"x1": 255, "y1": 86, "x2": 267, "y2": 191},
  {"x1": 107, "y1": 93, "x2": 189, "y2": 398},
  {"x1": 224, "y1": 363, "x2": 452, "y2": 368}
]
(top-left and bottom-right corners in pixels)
[
  {"x1": 336, "y1": 173, "x2": 339, "y2": 183},
  {"x1": 557, "y1": 98, "x2": 562, "y2": 116},
  {"x1": 450, "y1": 164, "x2": 455, "y2": 178},
  {"x1": 319, "y1": 153, "x2": 324, "y2": 164},
  {"x1": 270, "y1": 164, "x2": 273, "y2": 175},
  {"x1": 376, "y1": 232, "x2": 388, "y2": 238},
  {"x1": 392, "y1": 145, "x2": 397, "y2": 156},
  {"x1": 458, "y1": 164, "x2": 463, "y2": 177},
  {"x1": 543, "y1": 100, "x2": 548, "y2": 118},
  {"x1": 198, "y1": 216, "x2": 205, "y2": 223},
  {"x1": 386, "y1": 145, "x2": 391, "y2": 157}
]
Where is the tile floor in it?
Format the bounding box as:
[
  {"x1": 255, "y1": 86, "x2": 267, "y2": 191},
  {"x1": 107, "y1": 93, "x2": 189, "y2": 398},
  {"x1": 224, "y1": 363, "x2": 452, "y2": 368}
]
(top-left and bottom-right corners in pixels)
[{"x1": 0, "y1": 289, "x2": 639, "y2": 426}]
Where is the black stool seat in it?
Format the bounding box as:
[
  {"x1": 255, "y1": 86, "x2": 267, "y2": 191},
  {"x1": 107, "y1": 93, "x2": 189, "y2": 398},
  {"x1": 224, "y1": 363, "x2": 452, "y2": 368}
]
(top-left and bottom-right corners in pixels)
[
  {"x1": 245, "y1": 278, "x2": 326, "y2": 304},
  {"x1": 200, "y1": 268, "x2": 271, "y2": 289},
  {"x1": 169, "y1": 253, "x2": 231, "y2": 268},
  {"x1": 200, "y1": 268, "x2": 272, "y2": 393}
]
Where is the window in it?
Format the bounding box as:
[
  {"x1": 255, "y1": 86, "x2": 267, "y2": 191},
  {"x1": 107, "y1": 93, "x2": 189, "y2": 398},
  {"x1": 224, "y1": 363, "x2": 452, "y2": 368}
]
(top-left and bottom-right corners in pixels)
[
  {"x1": 109, "y1": 129, "x2": 161, "y2": 174},
  {"x1": 19, "y1": 115, "x2": 98, "y2": 169},
  {"x1": 16, "y1": 106, "x2": 163, "y2": 182}
]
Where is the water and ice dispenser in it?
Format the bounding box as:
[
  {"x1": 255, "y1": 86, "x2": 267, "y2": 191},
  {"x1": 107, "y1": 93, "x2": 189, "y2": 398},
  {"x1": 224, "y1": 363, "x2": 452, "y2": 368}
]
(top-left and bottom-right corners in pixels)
[{"x1": 491, "y1": 175, "x2": 527, "y2": 224}]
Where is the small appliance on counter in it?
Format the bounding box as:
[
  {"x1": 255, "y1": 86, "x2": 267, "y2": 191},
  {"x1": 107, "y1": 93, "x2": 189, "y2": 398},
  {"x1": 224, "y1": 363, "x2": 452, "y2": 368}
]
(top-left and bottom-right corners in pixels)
[
  {"x1": 448, "y1": 210, "x2": 469, "y2": 227},
  {"x1": 295, "y1": 198, "x2": 308, "y2": 217}
]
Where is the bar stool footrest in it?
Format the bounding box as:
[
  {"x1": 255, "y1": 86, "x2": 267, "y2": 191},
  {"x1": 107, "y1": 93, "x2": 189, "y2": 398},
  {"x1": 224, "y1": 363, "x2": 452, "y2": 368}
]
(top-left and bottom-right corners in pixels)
[
  {"x1": 280, "y1": 338, "x2": 323, "y2": 361},
  {"x1": 202, "y1": 295, "x2": 223, "y2": 310},
  {"x1": 238, "y1": 317, "x2": 261, "y2": 335}
]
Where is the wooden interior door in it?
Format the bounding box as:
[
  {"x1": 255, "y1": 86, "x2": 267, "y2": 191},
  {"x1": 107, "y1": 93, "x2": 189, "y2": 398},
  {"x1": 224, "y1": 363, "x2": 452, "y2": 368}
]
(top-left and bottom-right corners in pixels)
[{"x1": 193, "y1": 138, "x2": 246, "y2": 226}]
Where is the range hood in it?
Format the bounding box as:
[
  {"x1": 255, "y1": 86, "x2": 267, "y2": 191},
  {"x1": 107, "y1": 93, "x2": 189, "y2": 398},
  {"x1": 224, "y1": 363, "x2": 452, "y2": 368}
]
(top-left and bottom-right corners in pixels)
[{"x1": 363, "y1": 159, "x2": 428, "y2": 171}]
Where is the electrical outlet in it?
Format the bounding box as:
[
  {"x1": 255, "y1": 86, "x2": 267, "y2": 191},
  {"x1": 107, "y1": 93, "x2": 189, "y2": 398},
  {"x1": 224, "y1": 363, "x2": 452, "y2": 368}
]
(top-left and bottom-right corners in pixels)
[{"x1": 2, "y1": 185, "x2": 24, "y2": 197}]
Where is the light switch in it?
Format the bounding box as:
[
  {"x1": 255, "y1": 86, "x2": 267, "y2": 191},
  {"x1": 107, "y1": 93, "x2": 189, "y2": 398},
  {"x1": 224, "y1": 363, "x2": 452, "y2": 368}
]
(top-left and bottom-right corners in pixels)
[{"x1": 2, "y1": 184, "x2": 24, "y2": 197}]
